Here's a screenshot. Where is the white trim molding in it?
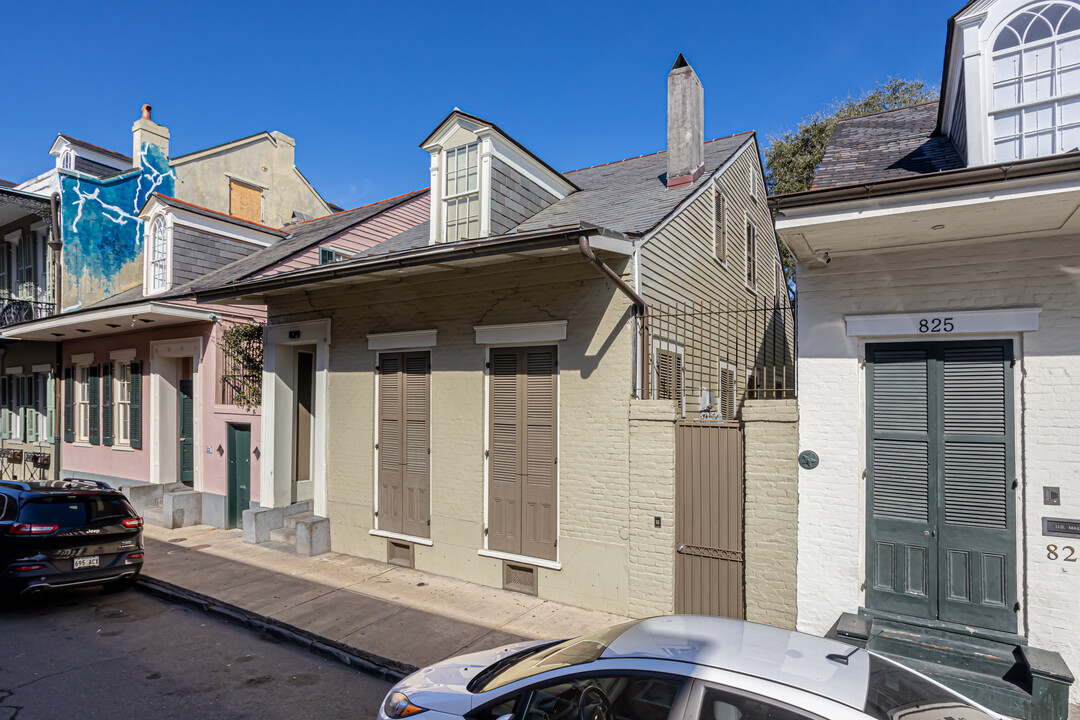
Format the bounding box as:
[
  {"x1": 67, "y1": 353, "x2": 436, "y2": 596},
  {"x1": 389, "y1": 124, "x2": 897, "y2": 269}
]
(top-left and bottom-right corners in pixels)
[
  {"x1": 478, "y1": 548, "x2": 562, "y2": 571},
  {"x1": 31, "y1": 364, "x2": 51, "y2": 373},
  {"x1": 845, "y1": 307, "x2": 1042, "y2": 337},
  {"x1": 474, "y1": 320, "x2": 567, "y2": 345},
  {"x1": 367, "y1": 329, "x2": 437, "y2": 351},
  {"x1": 369, "y1": 528, "x2": 434, "y2": 547},
  {"x1": 70, "y1": 353, "x2": 94, "y2": 366},
  {"x1": 109, "y1": 348, "x2": 137, "y2": 362}
]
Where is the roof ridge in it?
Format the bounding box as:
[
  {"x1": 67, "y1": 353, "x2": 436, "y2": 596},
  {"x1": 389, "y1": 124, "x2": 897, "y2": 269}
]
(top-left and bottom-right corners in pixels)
[
  {"x1": 58, "y1": 133, "x2": 132, "y2": 163},
  {"x1": 565, "y1": 130, "x2": 754, "y2": 175},
  {"x1": 834, "y1": 100, "x2": 939, "y2": 125},
  {"x1": 290, "y1": 187, "x2": 428, "y2": 226},
  {"x1": 153, "y1": 194, "x2": 287, "y2": 235}
]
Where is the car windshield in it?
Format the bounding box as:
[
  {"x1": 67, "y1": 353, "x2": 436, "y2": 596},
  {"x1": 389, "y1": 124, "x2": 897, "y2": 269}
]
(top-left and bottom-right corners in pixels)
[
  {"x1": 864, "y1": 655, "x2": 998, "y2": 720},
  {"x1": 19, "y1": 495, "x2": 134, "y2": 528},
  {"x1": 475, "y1": 620, "x2": 642, "y2": 693}
]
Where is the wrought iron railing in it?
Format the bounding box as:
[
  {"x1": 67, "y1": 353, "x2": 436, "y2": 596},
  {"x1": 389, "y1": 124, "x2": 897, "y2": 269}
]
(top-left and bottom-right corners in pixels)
[{"x1": 0, "y1": 299, "x2": 55, "y2": 328}]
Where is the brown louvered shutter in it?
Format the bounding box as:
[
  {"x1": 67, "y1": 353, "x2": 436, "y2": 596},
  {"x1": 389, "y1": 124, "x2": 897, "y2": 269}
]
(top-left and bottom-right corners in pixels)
[
  {"x1": 378, "y1": 353, "x2": 403, "y2": 533},
  {"x1": 655, "y1": 348, "x2": 682, "y2": 401},
  {"x1": 719, "y1": 366, "x2": 736, "y2": 420},
  {"x1": 402, "y1": 352, "x2": 430, "y2": 538},
  {"x1": 714, "y1": 188, "x2": 726, "y2": 261},
  {"x1": 521, "y1": 348, "x2": 557, "y2": 561},
  {"x1": 488, "y1": 349, "x2": 521, "y2": 554}
]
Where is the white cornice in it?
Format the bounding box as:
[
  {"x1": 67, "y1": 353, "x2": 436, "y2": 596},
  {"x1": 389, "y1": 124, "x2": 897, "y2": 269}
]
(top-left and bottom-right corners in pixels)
[
  {"x1": 474, "y1": 321, "x2": 567, "y2": 345},
  {"x1": 367, "y1": 329, "x2": 438, "y2": 351},
  {"x1": 845, "y1": 307, "x2": 1041, "y2": 337}
]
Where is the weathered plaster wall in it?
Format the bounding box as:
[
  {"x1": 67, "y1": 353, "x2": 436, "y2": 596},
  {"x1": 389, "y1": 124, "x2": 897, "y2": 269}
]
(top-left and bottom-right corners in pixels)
[
  {"x1": 795, "y1": 235, "x2": 1080, "y2": 705},
  {"x1": 59, "y1": 143, "x2": 174, "y2": 310},
  {"x1": 172, "y1": 132, "x2": 330, "y2": 228},
  {"x1": 265, "y1": 252, "x2": 678, "y2": 616}
]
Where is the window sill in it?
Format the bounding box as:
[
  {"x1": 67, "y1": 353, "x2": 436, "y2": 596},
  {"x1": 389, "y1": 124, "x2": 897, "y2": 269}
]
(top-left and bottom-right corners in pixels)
[
  {"x1": 71, "y1": 441, "x2": 93, "y2": 448},
  {"x1": 369, "y1": 528, "x2": 434, "y2": 547},
  {"x1": 713, "y1": 255, "x2": 728, "y2": 269},
  {"x1": 111, "y1": 444, "x2": 135, "y2": 452},
  {"x1": 478, "y1": 548, "x2": 561, "y2": 571}
]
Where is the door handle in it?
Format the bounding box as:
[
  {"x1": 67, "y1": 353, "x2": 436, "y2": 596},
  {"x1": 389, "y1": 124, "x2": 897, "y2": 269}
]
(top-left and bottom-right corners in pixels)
[{"x1": 923, "y1": 530, "x2": 937, "y2": 538}]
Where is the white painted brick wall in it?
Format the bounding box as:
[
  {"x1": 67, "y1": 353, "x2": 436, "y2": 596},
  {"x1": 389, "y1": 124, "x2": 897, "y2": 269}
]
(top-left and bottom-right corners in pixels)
[{"x1": 796, "y1": 235, "x2": 1080, "y2": 703}]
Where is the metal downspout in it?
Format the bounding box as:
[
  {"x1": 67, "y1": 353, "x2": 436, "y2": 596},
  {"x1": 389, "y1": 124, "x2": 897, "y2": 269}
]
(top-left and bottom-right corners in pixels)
[
  {"x1": 577, "y1": 235, "x2": 650, "y2": 398},
  {"x1": 49, "y1": 192, "x2": 62, "y2": 481}
]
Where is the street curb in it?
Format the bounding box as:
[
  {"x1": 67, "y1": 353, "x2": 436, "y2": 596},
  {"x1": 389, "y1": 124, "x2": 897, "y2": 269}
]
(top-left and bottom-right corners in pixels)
[{"x1": 134, "y1": 574, "x2": 418, "y2": 683}]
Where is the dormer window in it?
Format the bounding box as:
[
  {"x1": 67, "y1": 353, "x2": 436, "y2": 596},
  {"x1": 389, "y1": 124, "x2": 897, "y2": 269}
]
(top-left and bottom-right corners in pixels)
[
  {"x1": 444, "y1": 142, "x2": 480, "y2": 242},
  {"x1": 991, "y1": 2, "x2": 1080, "y2": 161},
  {"x1": 59, "y1": 149, "x2": 74, "y2": 171},
  {"x1": 148, "y1": 214, "x2": 170, "y2": 293}
]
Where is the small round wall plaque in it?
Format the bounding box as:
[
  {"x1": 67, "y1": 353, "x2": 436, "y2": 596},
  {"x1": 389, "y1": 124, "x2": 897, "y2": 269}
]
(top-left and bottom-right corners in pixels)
[{"x1": 798, "y1": 450, "x2": 820, "y2": 470}]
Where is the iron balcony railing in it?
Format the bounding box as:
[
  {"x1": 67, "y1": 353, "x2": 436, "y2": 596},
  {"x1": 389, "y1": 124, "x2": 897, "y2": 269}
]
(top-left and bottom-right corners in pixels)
[{"x1": 0, "y1": 299, "x2": 56, "y2": 328}]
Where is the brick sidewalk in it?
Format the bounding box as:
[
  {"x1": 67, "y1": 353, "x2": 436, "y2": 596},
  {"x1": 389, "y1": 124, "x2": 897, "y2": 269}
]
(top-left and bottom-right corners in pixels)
[{"x1": 138, "y1": 524, "x2": 629, "y2": 678}]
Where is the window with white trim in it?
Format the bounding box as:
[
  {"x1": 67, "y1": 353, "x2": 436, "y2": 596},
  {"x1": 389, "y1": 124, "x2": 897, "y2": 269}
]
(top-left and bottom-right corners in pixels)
[
  {"x1": 745, "y1": 218, "x2": 758, "y2": 290},
  {"x1": 76, "y1": 365, "x2": 90, "y2": 443},
  {"x1": 16, "y1": 234, "x2": 36, "y2": 301},
  {"x1": 115, "y1": 362, "x2": 131, "y2": 446},
  {"x1": 444, "y1": 142, "x2": 480, "y2": 243},
  {"x1": 35, "y1": 371, "x2": 50, "y2": 443},
  {"x1": 713, "y1": 183, "x2": 728, "y2": 263},
  {"x1": 775, "y1": 257, "x2": 787, "y2": 302},
  {"x1": 149, "y1": 215, "x2": 169, "y2": 292},
  {"x1": 59, "y1": 149, "x2": 74, "y2": 171},
  {"x1": 991, "y1": 2, "x2": 1080, "y2": 160}
]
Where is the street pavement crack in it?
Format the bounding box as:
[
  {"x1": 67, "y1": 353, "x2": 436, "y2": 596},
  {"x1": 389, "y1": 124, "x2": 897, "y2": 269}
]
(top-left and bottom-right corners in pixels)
[{"x1": 13, "y1": 655, "x2": 129, "y2": 690}]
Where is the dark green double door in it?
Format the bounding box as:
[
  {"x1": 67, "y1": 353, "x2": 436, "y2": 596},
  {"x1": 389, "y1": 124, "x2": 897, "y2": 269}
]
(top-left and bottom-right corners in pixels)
[
  {"x1": 866, "y1": 340, "x2": 1016, "y2": 634},
  {"x1": 227, "y1": 423, "x2": 251, "y2": 529}
]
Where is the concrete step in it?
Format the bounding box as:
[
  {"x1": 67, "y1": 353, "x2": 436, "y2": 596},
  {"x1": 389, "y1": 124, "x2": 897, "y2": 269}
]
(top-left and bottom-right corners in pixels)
[
  {"x1": 268, "y1": 526, "x2": 296, "y2": 546},
  {"x1": 284, "y1": 511, "x2": 315, "y2": 529},
  {"x1": 143, "y1": 507, "x2": 164, "y2": 527},
  {"x1": 868, "y1": 622, "x2": 1020, "y2": 678}
]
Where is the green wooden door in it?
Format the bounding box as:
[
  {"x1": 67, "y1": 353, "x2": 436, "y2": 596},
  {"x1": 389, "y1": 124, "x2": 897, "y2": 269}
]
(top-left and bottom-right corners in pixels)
[
  {"x1": 866, "y1": 341, "x2": 1016, "y2": 634},
  {"x1": 227, "y1": 423, "x2": 251, "y2": 529},
  {"x1": 178, "y1": 379, "x2": 194, "y2": 486}
]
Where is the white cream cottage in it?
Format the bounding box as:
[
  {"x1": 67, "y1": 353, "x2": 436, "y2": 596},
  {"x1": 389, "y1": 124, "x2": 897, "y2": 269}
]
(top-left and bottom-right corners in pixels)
[{"x1": 772, "y1": 2, "x2": 1080, "y2": 719}]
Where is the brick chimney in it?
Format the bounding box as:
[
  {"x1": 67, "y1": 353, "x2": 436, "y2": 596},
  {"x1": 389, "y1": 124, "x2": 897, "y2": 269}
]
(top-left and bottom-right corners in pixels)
[
  {"x1": 666, "y1": 54, "x2": 704, "y2": 189},
  {"x1": 132, "y1": 104, "x2": 170, "y2": 167}
]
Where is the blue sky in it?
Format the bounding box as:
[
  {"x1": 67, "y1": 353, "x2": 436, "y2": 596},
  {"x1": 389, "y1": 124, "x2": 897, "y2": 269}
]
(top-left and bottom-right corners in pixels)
[{"x1": 1, "y1": 1, "x2": 953, "y2": 209}]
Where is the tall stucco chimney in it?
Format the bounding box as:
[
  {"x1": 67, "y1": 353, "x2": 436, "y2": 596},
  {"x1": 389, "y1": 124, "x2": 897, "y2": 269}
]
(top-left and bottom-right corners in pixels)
[
  {"x1": 666, "y1": 53, "x2": 704, "y2": 189},
  {"x1": 132, "y1": 104, "x2": 170, "y2": 167}
]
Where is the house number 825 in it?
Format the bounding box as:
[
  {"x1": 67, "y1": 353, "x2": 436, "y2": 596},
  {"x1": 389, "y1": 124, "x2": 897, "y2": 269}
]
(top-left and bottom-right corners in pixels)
[
  {"x1": 919, "y1": 317, "x2": 954, "y2": 333},
  {"x1": 1047, "y1": 544, "x2": 1077, "y2": 561}
]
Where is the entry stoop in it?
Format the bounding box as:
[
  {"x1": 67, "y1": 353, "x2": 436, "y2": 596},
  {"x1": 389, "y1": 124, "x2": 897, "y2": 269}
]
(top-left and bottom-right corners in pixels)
[
  {"x1": 243, "y1": 502, "x2": 330, "y2": 556},
  {"x1": 829, "y1": 611, "x2": 1075, "y2": 720}
]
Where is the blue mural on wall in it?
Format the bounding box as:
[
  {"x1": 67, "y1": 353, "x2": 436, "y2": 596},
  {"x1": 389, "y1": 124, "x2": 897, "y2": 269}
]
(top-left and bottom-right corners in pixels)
[{"x1": 59, "y1": 143, "x2": 175, "y2": 310}]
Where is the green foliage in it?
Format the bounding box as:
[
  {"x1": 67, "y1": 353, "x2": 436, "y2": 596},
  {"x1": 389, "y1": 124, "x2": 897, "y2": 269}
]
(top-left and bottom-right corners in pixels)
[
  {"x1": 219, "y1": 323, "x2": 264, "y2": 410},
  {"x1": 764, "y1": 77, "x2": 940, "y2": 286}
]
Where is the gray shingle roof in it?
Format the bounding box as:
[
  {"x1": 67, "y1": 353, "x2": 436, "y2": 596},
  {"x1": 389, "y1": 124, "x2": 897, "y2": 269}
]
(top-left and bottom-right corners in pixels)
[
  {"x1": 812, "y1": 102, "x2": 964, "y2": 189},
  {"x1": 58, "y1": 134, "x2": 132, "y2": 166},
  {"x1": 515, "y1": 133, "x2": 751, "y2": 235}
]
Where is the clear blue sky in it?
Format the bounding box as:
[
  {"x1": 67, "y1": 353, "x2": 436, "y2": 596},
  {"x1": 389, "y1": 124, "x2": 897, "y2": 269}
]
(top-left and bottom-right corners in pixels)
[{"x1": 1, "y1": 1, "x2": 953, "y2": 209}]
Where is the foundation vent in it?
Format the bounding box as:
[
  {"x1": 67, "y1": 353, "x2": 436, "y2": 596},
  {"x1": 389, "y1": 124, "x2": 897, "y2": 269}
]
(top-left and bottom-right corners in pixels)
[
  {"x1": 502, "y1": 561, "x2": 538, "y2": 596},
  {"x1": 387, "y1": 540, "x2": 414, "y2": 568}
]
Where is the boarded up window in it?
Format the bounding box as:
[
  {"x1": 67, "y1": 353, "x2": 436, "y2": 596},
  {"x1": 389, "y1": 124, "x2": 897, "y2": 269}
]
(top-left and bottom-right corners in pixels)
[
  {"x1": 229, "y1": 180, "x2": 262, "y2": 224},
  {"x1": 377, "y1": 352, "x2": 430, "y2": 538},
  {"x1": 488, "y1": 346, "x2": 557, "y2": 561}
]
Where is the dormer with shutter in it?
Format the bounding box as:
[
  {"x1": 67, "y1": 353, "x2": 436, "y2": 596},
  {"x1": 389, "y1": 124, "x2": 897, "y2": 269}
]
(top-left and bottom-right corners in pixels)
[{"x1": 419, "y1": 110, "x2": 578, "y2": 244}]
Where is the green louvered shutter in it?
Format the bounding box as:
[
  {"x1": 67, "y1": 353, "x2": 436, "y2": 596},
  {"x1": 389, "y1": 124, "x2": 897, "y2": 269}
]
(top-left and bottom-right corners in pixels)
[
  {"x1": 0, "y1": 375, "x2": 8, "y2": 440},
  {"x1": 88, "y1": 364, "x2": 99, "y2": 445},
  {"x1": 937, "y1": 342, "x2": 1016, "y2": 632},
  {"x1": 101, "y1": 363, "x2": 113, "y2": 447},
  {"x1": 64, "y1": 367, "x2": 74, "y2": 443},
  {"x1": 865, "y1": 347, "x2": 934, "y2": 621},
  {"x1": 46, "y1": 373, "x2": 55, "y2": 444},
  {"x1": 129, "y1": 361, "x2": 142, "y2": 450},
  {"x1": 25, "y1": 375, "x2": 36, "y2": 443}
]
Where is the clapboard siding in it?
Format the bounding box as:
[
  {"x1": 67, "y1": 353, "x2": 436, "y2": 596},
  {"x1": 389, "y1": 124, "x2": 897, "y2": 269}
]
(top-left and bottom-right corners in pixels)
[
  {"x1": 254, "y1": 193, "x2": 430, "y2": 277},
  {"x1": 171, "y1": 225, "x2": 263, "y2": 287}
]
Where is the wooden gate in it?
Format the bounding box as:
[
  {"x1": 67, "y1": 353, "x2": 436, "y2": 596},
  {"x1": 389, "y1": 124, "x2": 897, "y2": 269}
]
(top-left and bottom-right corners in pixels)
[{"x1": 675, "y1": 420, "x2": 744, "y2": 617}]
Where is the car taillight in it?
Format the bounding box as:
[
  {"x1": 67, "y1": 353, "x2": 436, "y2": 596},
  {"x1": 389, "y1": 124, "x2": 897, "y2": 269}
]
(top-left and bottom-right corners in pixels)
[
  {"x1": 125, "y1": 552, "x2": 144, "y2": 565},
  {"x1": 10, "y1": 564, "x2": 44, "y2": 572},
  {"x1": 121, "y1": 517, "x2": 143, "y2": 528},
  {"x1": 9, "y1": 523, "x2": 58, "y2": 535}
]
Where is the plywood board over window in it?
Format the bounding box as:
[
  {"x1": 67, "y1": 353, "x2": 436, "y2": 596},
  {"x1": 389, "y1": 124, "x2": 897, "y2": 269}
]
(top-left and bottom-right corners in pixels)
[{"x1": 229, "y1": 180, "x2": 262, "y2": 224}]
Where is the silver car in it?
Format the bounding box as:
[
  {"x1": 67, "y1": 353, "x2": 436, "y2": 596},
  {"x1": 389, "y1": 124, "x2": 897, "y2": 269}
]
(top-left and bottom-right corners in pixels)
[{"x1": 378, "y1": 616, "x2": 1004, "y2": 720}]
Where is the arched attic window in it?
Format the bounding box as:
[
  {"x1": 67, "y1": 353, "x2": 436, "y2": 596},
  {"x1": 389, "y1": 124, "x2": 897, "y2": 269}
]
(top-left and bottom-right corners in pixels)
[{"x1": 991, "y1": 2, "x2": 1080, "y2": 160}]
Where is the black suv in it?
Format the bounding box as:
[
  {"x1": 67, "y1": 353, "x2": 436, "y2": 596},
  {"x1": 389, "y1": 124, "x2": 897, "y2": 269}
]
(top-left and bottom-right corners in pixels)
[{"x1": 0, "y1": 479, "x2": 144, "y2": 596}]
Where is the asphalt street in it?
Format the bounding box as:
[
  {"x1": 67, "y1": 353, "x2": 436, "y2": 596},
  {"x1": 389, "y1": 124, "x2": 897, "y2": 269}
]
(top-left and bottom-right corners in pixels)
[{"x1": 0, "y1": 586, "x2": 392, "y2": 720}]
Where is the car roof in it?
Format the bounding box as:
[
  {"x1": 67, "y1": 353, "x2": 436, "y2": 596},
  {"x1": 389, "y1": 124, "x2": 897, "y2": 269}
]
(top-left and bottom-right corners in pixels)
[
  {"x1": 0, "y1": 479, "x2": 122, "y2": 496},
  {"x1": 600, "y1": 616, "x2": 870, "y2": 710}
]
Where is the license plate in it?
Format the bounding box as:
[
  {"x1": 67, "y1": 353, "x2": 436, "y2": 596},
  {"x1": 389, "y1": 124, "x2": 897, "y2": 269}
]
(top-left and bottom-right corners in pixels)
[{"x1": 73, "y1": 556, "x2": 99, "y2": 569}]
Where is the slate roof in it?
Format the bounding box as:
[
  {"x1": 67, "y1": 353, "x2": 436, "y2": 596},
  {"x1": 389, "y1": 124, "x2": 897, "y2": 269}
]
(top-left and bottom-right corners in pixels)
[
  {"x1": 0, "y1": 180, "x2": 15, "y2": 189},
  {"x1": 57, "y1": 134, "x2": 132, "y2": 166},
  {"x1": 812, "y1": 102, "x2": 964, "y2": 189},
  {"x1": 516, "y1": 133, "x2": 751, "y2": 235}
]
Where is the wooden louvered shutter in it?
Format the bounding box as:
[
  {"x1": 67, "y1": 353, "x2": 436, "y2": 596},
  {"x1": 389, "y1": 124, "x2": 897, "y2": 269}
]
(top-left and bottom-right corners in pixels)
[
  {"x1": 87, "y1": 364, "x2": 100, "y2": 445},
  {"x1": 101, "y1": 363, "x2": 113, "y2": 447},
  {"x1": 129, "y1": 361, "x2": 142, "y2": 450},
  {"x1": 865, "y1": 347, "x2": 934, "y2": 619},
  {"x1": 655, "y1": 348, "x2": 683, "y2": 401},
  {"x1": 520, "y1": 347, "x2": 557, "y2": 561},
  {"x1": 938, "y1": 342, "x2": 1016, "y2": 631},
  {"x1": 714, "y1": 188, "x2": 726, "y2": 260},
  {"x1": 488, "y1": 349, "x2": 521, "y2": 554},
  {"x1": 378, "y1": 353, "x2": 404, "y2": 534},
  {"x1": 0, "y1": 375, "x2": 8, "y2": 440},
  {"x1": 402, "y1": 352, "x2": 430, "y2": 538},
  {"x1": 64, "y1": 367, "x2": 74, "y2": 443},
  {"x1": 719, "y1": 367, "x2": 736, "y2": 421}
]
